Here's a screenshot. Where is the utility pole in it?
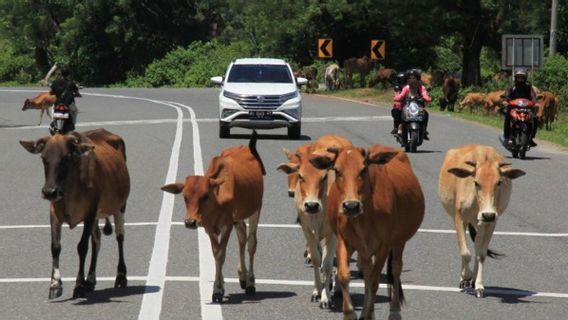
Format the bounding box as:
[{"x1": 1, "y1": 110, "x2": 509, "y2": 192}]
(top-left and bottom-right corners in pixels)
[{"x1": 550, "y1": 0, "x2": 558, "y2": 57}]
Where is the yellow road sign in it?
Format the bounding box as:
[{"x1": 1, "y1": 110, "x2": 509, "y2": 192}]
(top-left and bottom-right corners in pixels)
[
  {"x1": 318, "y1": 39, "x2": 333, "y2": 59},
  {"x1": 371, "y1": 40, "x2": 385, "y2": 60}
]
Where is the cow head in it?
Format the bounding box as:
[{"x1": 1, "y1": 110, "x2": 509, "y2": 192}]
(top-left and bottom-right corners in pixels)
[
  {"x1": 448, "y1": 160, "x2": 525, "y2": 223},
  {"x1": 310, "y1": 146, "x2": 398, "y2": 218},
  {"x1": 20, "y1": 134, "x2": 95, "y2": 201},
  {"x1": 161, "y1": 161, "x2": 231, "y2": 229},
  {"x1": 22, "y1": 99, "x2": 31, "y2": 111},
  {"x1": 278, "y1": 148, "x2": 334, "y2": 215},
  {"x1": 280, "y1": 145, "x2": 312, "y2": 197}
]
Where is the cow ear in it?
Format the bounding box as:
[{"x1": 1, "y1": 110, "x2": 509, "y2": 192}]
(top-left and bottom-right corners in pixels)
[
  {"x1": 367, "y1": 151, "x2": 398, "y2": 165},
  {"x1": 77, "y1": 143, "x2": 95, "y2": 157},
  {"x1": 448, "y1": 167, "x2": 474, "y2": 178},
  {"x1": 277, "y1": 163, "x2": 299, "y2": 174},
  {"x1": 20, "y1": 137, "x2": 48, "y2": 154},
  {"x1": 161, "y1": 182, "x2": 185, "y2": 194},
  {"x1": 501, "y1": 168, "x2": 526, "y2": 180},
  {"x1": 283, "y1": 148, "x2": 293, "y2": 160},
  {"x1": 309, "y1": 153, "x2": 334, "y2": 170},
  {"x1": 208, "y1": 177, "x2": 226, "y2": 188}
]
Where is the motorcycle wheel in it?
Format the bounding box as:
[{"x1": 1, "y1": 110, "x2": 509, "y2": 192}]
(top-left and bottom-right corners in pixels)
[
  {"x1": 409, "y1": 130, "x2": 419, "y2": 153},
  {"x1": 519, "y1": 132, "x2": 528, "y2": 159}
]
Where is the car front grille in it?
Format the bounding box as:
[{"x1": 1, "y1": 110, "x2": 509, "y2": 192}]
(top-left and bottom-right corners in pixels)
[{"x1": 234, "y1": 95, "x2": 283, "y2": 110}]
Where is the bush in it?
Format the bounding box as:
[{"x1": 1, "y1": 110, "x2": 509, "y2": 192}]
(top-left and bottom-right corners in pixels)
[
  {"x1": 533, "y1": 54, "x2": 568, "y2": 110},
  {"x1": 0, "y1": 40, "x2": 38, "y2": 83}
]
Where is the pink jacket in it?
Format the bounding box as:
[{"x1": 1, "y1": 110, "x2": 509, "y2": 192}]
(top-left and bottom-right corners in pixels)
[{"x1": 393, "y1": 84, "x2": 432, "y2": 110}]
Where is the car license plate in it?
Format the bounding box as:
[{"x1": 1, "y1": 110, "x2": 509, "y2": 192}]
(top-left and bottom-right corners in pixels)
[
  {"x1": 53, "y1": 112, "x2": 69, "y2": 119},
  {"x1": 249, "y1": 111, "x2": 272, "y2": 120}
]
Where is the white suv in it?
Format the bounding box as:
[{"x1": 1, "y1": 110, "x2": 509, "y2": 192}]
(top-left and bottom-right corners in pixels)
[{"x1": 211, "y1": 58, "x2": 307, "y2": 139}]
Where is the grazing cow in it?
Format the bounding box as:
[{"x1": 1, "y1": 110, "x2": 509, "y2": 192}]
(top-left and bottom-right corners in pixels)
[
  {"x1": 310, "y1": 144, "x2": 424, "y2": 320},
  {"x1": 278, "y1": 135, "x2": 353, "y2": 309},
  {"x1": 161, "y1": 131, "x2": 265, "y2": 302},
  {"x1": 368, "y1": 67, "x2": 396, "y2": 88},
  {"x1": 537, "y1": 91, "x2": 559, "y2": 130},
  {"x1": 22, "y1": 91, "x2": 56, "y2": 125},
  {"x1": 485, "y1": 90, "x2": 506, "y2": 114},
  {"x1": 438, "y1": 144, "x2": 525, "y2": 298},
  {"x1": 20, "y1": 129, "x2": 130, "y2": 299},
  {"x1": 439, "y1": 75, "x2": 460, "y2": 112},
  {"x1": 343, "y1": 56, "x2": 374, "y2": 88},
  {"x1": 421, "y1": 72, "x2": 433, "y2": 88},
  {"x1": 458, "y1": 92, "x2": 487, "y2": 114},
  {"x1": 303, "y1": 66, "x2": 319, "y2": 93},
  {"x1": 324, "y1": 63, "x2": 341, "y2": 91}
]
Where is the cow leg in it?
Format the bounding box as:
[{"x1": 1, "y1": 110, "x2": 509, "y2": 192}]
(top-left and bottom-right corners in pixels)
[
  {"x1": 84, "y1": 222, "x2": 102, "y2": 292},
  {"x1": 38, "y1": 108, "x2": 44, "y2": 125},
  {"x1": 114, "y1": 211, "x2": 128, "y2": 288},
  {"x1": 234, "y1": 220, "x2": 248, "y2": 289},
  {"x1": 361, "y1": 247, "x2": 388, "y2": 320},
  {"x1": 209, "y1": 225, "x2": 232, "y2": 302},
  {"x1": 336, "y1": 237, "x2": 357, "y2": 320},
  {"x1": 245, "y1": 211, "x2": 260, "y2": 295},
  {"x1": 319, "y1": 234, "x2": 337, "y2": 309},
  {"x1": 73, "y1": 216, "x2": 95, "y2": 299},
  {"x1": 473, "y1": 222, "x2": 496, "y2": 298},
  {"x1": 300, "y1": 220, "x2": 322, "y2": 302},
  {"x1": 49, "y1": 222, "x2": 63, "y2": 299},
  {"x1": 387, "y1": 245, "x2": 406, "y2": 320},
  {"x1": 453, "y1": 212, "x2": 473, "y2": 289}
]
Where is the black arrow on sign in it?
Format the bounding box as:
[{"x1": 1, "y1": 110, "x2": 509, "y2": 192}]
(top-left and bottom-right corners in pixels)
[
  {"x1": 372, "y1": 40, "x2": 384, "y2": 59},
  {"x1": 319, "y1": 39, "x2": 331, "y2": 57}
]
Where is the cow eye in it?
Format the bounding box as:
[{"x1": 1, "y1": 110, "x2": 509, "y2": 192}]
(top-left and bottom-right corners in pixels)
[
  {"x1": 359, "y1": 166, "x2": 367, "y2": 178},
  {"x1": 201, "y1": 194, "x2": 209, "y2": 202},
  {"x1": 496, "y1": 180, "x2": 503, "y2": 187},
  {"x1": 474, "y1": 181, "x2": 481, "y2": 189},
  {"x1": 333, "y1": 168, "x2": 342, "y2": 178},
  {"x1": 298, "y1": 174, "x2": 304, "y2": 183}
]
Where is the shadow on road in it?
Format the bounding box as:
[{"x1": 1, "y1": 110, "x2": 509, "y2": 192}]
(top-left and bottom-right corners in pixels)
[
  {"x1": 50, "y1": 285, "x2": 159, "y2": 305},
  {"x1": 222, "y1": 290, "x2": 297, "y2": 304},
  {"x1": 504, "y1": 155, "x2": 551, "y2": 161},
  {"x1": 464, "y1": 286, "x2": 543, "y2": 304},
  {"x1": 223, "y1": 133, "x2": 312, "y2": 141}
]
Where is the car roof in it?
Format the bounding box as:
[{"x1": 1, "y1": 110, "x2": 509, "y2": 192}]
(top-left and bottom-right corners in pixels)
[{"x1": 233, "y1": 58, "x2": 288, "y2": 65}]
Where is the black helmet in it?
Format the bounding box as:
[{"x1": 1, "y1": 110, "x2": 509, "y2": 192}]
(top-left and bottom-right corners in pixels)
[
  {"x1": 407, "y1": 69, "x2": 421, "y2": 80},
  {"x1": 514, "y1": 67, "x2": 527, "y2": 79},
  {"x1": 395, "y1": 72, "x2": 406, "y2": 84}
]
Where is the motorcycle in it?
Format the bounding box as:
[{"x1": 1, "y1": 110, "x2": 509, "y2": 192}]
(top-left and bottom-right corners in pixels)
[
  {"x1": 499, "y1": 98, "x2": 536, "y2": 159},
  {"x1": 395, "y1": 96, "x2": 427, "y2": 153},
  {"x1": 49, "y1": 103, "x2": 75, "y2": 135}
]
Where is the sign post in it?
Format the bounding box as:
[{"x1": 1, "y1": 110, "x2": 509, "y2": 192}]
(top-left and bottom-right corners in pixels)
[
  {"x1": 501, "y1": 34, "x2": 543, "y2": 82},
  {"x1": 370, "y1": 40, "x2": 385, "y2": 60},
  {"x1": 318, "y1": 39, "x2": 333, "y2": 59}
]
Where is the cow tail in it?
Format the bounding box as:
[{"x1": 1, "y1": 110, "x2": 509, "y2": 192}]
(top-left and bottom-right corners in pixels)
[
  {"x1": 249, "y1": 130, "x2": 266, "y2": 176},
  {"x1": 103, "y1": 217, "x2": 113, "y2": 236},
  {"x1": 387, "y1": 250, "x2": 406, "y2": 306},
  {"x1": 467, "y1": 224, "x2": 504, "y2": 259}
]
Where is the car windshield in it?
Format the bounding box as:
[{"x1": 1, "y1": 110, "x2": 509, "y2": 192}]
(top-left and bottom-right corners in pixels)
[{"x1": 227, "y1": 64, "x2": 293, "y2": 83}]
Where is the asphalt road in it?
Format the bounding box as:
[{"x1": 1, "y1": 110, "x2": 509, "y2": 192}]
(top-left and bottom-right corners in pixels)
[{"x1": 1, "y1": 87, "x2": 567, "y2": 320}]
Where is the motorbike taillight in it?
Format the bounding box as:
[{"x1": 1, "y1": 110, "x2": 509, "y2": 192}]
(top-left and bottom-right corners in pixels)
[{"x1": 56, "y1": 104, "x2": 66, "y2": 111}]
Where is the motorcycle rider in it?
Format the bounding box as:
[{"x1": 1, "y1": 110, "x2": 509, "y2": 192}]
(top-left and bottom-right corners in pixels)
[
  {"x1": 49, "y1": 66, "x2": 81, "y2": 126},
  {"x1": 501, "y1": 67, "x2": 538, "y2": 147},
  {"x1": 390, "y1": 72, "x2": 407, "y2": 134},
  {"x1": 393, "y1": 69, "x2": 432, "y2": 139}
]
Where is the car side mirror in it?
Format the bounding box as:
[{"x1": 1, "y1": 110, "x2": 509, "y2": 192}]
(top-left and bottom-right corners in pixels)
[
  {"x1": 210, "y1": 76, "x2": 224, "y2": 85},
  {"x1": 296, "y1": 77, "x2": 308, "y2": 86}
]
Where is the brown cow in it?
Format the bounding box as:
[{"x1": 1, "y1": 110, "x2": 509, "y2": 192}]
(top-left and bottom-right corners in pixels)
[
  {"x1": 439, "y1": 75, "x2": 461, "y2": 112},
  {"x1": 485, "y1": 90, "x2": 506, "y2": 114},
  {"x1": 421, "y1": 72, "x2": 433, "y2": 88},
  {"x1": 343, "y1": 56, "x2": 374, "y2": 88},
  {"x1": 161, "y1": 131, "x2": 265, "y2": 302},
  {"x1": 439, "y1": 144, "x2": 525, "y2": 298},
  {"x1": 22, "y1": 91, "x2": 56, "y2": 125},
  {"x1": 303, "y1": 66, "x2": 319, "y2": 93},
  {"x1": 20, "y1": 129, "x2": 130, "y2": 299},
  {"x1": 324, "y1": 63, "x2": 341, "y2": 91},
  {"x1": 458, "y1": 92, "x2": 487, "y2": 114},
  {"x1": 310, "y1": 144, "x2": 424, "y2": 320},
  {"x1": 278, "y1": 135, "x2": 352, "y2": 308},
  {"x1": 537, "y1": 91, "x2": 559, "y2": 130},
  {"x1": 369, "y1": 68, "x2": 396, "y2": 88}
]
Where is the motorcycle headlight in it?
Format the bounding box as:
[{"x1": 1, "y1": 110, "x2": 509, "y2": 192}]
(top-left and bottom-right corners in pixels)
[
  {"x1": 517, "y1": 100, "x2": 527, "y2": 107},
  {"x1": 408, "y1": 102, "x2": 420, "y2": 115}
]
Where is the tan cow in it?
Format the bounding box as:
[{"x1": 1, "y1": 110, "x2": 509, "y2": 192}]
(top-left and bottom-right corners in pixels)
[
  {"x1": 421, "y1": 72, "x2": 433, "y2": 88},
  {"x1": 438, "y1": 144, "x2": 525, "y2": 298},
  {"x1": 20, "y1": 129, "x2": 130, "y2": 299},
  {"x1": 22, "y1": 91, "x2": 56, "y2": 125},
  {"x1": 162, "y1": 131, "x2": 265, "y2": 302},
  {"x1": 311, "y1": 144, "x2": 424, "y2": 320},
  {"x1": 369, "y1": 67, "x2": 396, "y2": 88},
  {"x1": 343, "y1": 56, "x2": 374, "y2": 88},
  {"x1": 278, "y1": 135, "x2": 352, "y2": 308},
  {"x1": 485, "y1": 90, "x2": 506, "y2": 114},
  {"x1": 537, "y1": 91, "x2": 559, "y2": 130},
  {"x1": 324, "y1": 63, "x2": 341, "y2": 91},
  {"x1": 458, "y1": 92, "x2": 487, "y2": 114}
]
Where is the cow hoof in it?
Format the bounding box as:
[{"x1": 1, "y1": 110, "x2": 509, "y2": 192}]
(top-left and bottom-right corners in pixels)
[
  {"x1": 48, "y1": 286, "x2": 63, "y2": 300},
  {"x1": 319, "y1": 300, "x2": 332, "y2": 309},
  {"x1": 459, "y1": 280, "x2": 471, "y2": 289},
  {"x1": 245, "y1": 286, "x2": 256, "y2": 296},
  {"x1": 72, "y1": 287, "x2": 85, "y2": 299},
  {"x1": 83, "y1": 280, "x2": 96, "y2": 292},
  {"x1": 475, "y1": 289, "x2": 485, "y2": 298},
  {"x1": 114, "y1": 274, "x2": 128, "y2": 288},
  {"x1": 311, "y1": 293, "x2": 321, "y2": 302},
  {"x1": 388, "y1": 312, "x2": 402, "y2": 320},
  {"x1": 305, "y1": 257, "x2": 312, "y2": 265},
  {"x1": 239, "y1": 280, "x2": 247, "y2": 290},
  {"x1": 212, "y1": 292, "x2": 223, "y2": 303}
]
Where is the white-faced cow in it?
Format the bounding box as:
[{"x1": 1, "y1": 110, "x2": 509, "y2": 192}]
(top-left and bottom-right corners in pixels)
[
  {"x1": 278, "y1": 134, "x2": 352, "y2": 308},
  {"x1": 20, "y1": 129, "x2": 130, "y2": 299},
  {"x1": 22, "y1": 91, "x2": 56, "y2": 125},
  {"x1": 161, "y1": 131, "x2": 265, "y2": 302},
  {"x1": 311, "y1": 144, "x2": 424, "y2": 320},
  {"x1": 438, "y1": 144, "x2": 525, "y2": 298},
  {"x1": 325, "y1": 63, "x2": 341, "y2": 91}
]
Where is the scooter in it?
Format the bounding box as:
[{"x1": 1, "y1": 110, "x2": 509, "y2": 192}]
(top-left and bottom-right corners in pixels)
[
  {"x1": 395, "y1": 96, "x2": 427, "y2": 153},
  {"x1": 49, "y1": 103, "x2": 75, "y2": 135},
  {"x1": 499, "y1": 98, "x2": 536, "y2": 159}
]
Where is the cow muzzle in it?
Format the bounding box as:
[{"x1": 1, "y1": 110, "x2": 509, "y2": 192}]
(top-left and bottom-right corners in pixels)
[
  {"x1": 342, "y1": 201, "x2": 362, "y2": 217},
  {"x1": 42, "y1": 186, "x2": 62, "y2": 201},
  {"x1": 481, "y1": 212, "x2": 497, "y2": 222},
  {"x1": 184, "y1": 219, "x2": 198, "y2": 229},
  {"x1": 288, "y1": 190, "x2": 295, "y2": 198},
  {"x1": 303, "y1": 201, "x2": 321, "y2": 214}
]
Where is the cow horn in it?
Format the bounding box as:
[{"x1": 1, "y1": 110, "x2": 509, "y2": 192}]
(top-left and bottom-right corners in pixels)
[
  {"x1": 499, "y1": 162, "x2": 512, "y2": 168},
  {"x1": 326, "y1": 147, "x2": 339, "y2": 155}
]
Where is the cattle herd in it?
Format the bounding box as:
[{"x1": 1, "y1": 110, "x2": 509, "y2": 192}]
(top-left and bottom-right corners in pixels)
[{"x1": 19, "y1": 94, "x2": 528, "y2": 319}]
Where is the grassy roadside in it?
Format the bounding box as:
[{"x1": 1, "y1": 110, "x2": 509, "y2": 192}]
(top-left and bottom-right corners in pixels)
[{"x1": 318, "y1": 87, "x2": 568, "y2": 149}]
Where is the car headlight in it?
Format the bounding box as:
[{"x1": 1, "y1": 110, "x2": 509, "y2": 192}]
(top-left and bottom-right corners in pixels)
[
  {"x1": 223, "y1": 91, "x2": 242, "y2": 100},
  {"x1": 282, "y1": 108, "x2": 300, "y2": 119},
  {"x1": 281, "y1": 91, "x2": 299, "y2": 103}
]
